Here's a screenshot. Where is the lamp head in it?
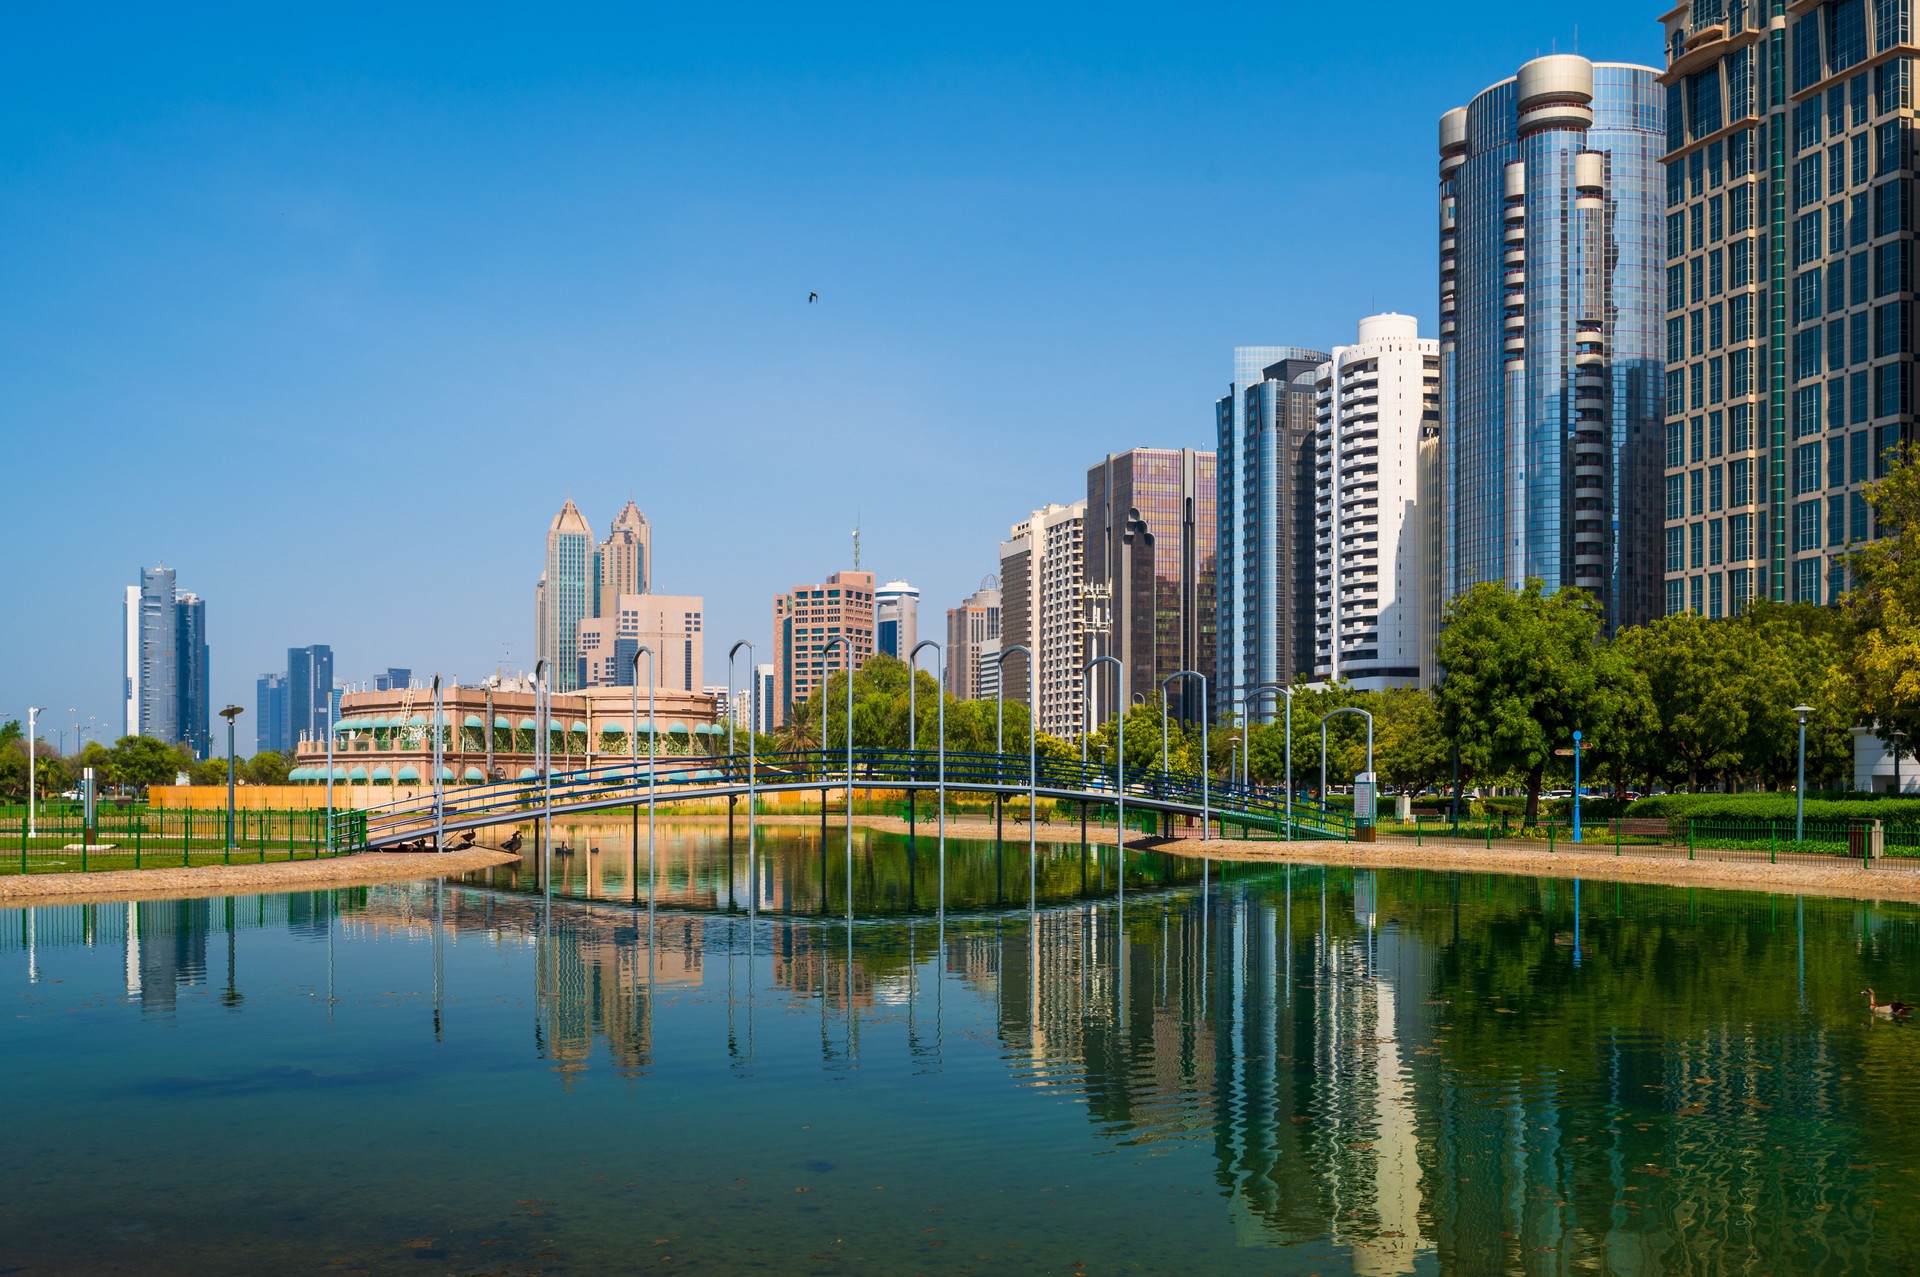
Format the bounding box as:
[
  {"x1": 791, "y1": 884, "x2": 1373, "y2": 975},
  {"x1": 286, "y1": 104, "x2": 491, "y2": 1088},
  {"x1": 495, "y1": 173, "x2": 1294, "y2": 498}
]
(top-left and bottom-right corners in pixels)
[
  {"x1": 219, "y1": 705, "x2": 244, "y2": 723},
  {"x1": 1793, "y1": 703, "x2": 1815, "y2": 723}
]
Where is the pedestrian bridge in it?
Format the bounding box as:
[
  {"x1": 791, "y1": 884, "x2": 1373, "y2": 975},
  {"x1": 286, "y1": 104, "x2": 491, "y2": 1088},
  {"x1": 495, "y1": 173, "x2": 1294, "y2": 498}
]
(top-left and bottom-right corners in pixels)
[{"x1": 355, "y1": 749, "x2": 1354, "y2": 850}]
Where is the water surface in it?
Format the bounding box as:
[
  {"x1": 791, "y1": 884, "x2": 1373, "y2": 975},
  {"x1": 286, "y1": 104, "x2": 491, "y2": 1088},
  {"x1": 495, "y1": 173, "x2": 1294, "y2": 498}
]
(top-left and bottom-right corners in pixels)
[{"x1": 6, "y1": 826, "x2": 1920, "y2": 1274}]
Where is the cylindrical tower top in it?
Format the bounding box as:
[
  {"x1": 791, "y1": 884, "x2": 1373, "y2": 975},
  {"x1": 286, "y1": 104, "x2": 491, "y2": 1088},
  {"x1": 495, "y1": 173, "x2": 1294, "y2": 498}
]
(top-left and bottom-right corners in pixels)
[
  {"x1": 1356, "y1": 313, "x2": 1421, "y2": 344},
  {"x1": 1516, "y1": 54, "x2": 1595, "y2": 135},
  {"x1": 1439, "y1": 106, "x2": 1469, "y2": 155}
]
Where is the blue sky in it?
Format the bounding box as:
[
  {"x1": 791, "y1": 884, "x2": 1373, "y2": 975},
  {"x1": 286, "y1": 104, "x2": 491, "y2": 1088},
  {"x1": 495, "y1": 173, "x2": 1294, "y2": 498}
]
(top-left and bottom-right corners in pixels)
[{"x1": 0, "y1": 2, "x2": 1660, "y2": 753}]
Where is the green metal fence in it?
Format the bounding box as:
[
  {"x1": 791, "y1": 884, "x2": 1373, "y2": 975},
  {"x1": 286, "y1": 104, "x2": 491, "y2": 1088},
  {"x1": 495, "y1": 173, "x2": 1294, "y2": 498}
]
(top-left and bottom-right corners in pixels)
[{"x1": 2, "y1": 807, "x2": 368, "y2": 874}]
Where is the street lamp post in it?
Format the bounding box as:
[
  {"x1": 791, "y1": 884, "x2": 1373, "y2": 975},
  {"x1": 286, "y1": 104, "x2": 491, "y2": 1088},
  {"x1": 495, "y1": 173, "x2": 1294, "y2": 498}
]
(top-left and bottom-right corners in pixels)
[
  {"x1": 1242, "y1": 684, "x2": 1293, "y2": 841},
  {"x1": 910, "y1": 639, "x2": 947, "y2": 908},
  {"x1": 822, "y1": 637, "x2": 852, "y2": 914},
  {"x1": 728, "y1": 640, "x2": 758, "y2": 913},
  {"x1": 534, "y1": 660, "x2": 551, "y2": 887},
  {"x1": 1319, "y1": 707, "x2": 1375, "y2": 825},
  {"x1": 25, "y1": 707, "x2": 41, "y2": 842},
  {"x1": 323, "y1": 701, "x2": 335, "y2": 855},
  {"x1": 1160, "y1": 670, "x2": 1208, "y2": 841},
  {"x1": 218, "y1": 705, "x2": 244, "y2": 855},
  {"x1": 1082, "y1": 656, "x2": 1125, "y2": 897},
  {"x1": 1571, "y1": 729, "x2": 1583, "y2": 844},
  {"x1": 1794, "y1": 703, "x2": 1815, "y2": 842},
  {"x1": 995, "y1": 645, "x2": 1037, "y2": 903},
  {"x1": 632, "y1": 646, "x2": 657, "y2": 907},
  {"x1": 431, "y1": 675, "x2": 445, "y2": 852}
]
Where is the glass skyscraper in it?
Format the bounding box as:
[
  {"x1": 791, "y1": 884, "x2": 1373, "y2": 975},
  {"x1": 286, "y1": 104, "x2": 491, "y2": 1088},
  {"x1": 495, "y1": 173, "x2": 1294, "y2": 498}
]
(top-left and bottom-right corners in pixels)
[
  {"x1": 1659, "y1": 0, "x2": 1917, "y2": 616},
  {"x1": 1216, "y1": 346, "x2": 1328, "y2": 720},
  {"x1": 538, "y1": 499, "x2": 593, "y2": 692},
  {"x1": 1439, "y1": 55, "x2": 1667, "y2": 633}
]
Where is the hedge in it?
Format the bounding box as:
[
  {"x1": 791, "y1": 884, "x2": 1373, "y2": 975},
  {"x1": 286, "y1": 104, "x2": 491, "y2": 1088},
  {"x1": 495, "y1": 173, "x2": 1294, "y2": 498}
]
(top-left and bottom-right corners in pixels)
[{"x1": 1624, "y1": 792, "x2": 1920, "y2": 823}]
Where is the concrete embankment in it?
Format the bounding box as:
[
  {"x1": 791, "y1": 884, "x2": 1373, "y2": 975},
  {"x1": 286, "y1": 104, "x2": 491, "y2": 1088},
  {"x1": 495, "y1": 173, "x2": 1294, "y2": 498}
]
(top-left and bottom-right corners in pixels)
[{"x1": 0, "y1": 848, "x2": 520, "y2": 906}]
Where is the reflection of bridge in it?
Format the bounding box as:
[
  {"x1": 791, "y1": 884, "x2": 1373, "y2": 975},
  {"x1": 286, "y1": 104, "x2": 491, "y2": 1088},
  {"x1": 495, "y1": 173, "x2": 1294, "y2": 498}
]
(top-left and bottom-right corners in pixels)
[{"x1": 357, "y1": 749, "x2": 1354, "y2": 849}]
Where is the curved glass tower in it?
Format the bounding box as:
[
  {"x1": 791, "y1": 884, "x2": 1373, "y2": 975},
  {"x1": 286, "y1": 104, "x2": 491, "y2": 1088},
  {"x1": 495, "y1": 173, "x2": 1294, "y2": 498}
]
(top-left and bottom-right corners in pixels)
[{"x1": 1438, "y1": 55, "x2": 1667, "y2": 632}]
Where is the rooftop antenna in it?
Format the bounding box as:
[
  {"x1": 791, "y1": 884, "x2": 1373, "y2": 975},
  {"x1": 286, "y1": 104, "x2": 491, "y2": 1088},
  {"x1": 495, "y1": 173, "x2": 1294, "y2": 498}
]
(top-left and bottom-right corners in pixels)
[{"x1": 852, "y1": 518, "x2": 862, "y2": 571}]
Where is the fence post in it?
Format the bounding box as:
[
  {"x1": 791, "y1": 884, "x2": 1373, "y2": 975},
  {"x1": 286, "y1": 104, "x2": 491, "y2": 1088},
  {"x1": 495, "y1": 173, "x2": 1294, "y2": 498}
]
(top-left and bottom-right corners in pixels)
[
  {"x1": 1614, "y1": 818, "x2": 1621, "y2": 857},
  {"x1": 1416, "y1": 814, "x2": 1422, "y2": 847},
  {"x1": 1770, "y1": 824, "x2": 1777, "y2": 864},
  {"x1": 19, "y1": 811, "x2": 25, "y2": 874},
  {"x1": 1548, "y1": 820, "x2": 1555, "y2": 854},
  {"x1": 184, "y1": 807, "x2": 192, "y2": 867},
  {"x1": 1688, "y1": 820, "x2": 1695, "y2": 861}
]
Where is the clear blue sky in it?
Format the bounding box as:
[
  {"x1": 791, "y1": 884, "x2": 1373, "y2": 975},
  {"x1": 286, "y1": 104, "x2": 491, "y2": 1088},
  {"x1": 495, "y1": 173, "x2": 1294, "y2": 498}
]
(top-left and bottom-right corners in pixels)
[{"x1": 0, "y1": 2, "x2": 1660, "y2": 754}]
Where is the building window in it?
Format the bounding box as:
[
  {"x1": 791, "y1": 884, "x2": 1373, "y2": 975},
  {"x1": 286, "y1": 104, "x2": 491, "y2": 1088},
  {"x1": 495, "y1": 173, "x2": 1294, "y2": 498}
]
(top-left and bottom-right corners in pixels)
[
  {"x1": 1795, "y1": 442, "x2": 1822, "y2": 494},
  {"x1": 1795, "y1": 500, "x2": 1822, "y2": 552},
  {"x1": 1709, "y1": 572, "x2": 1725, "y2": 619},
  {"x1": 1731, "y1": 458, "x2": 1753, "y2": 508},
  {"x1": 1666, "y1": 578, "x2": 1685, "y2": 616},
  {"x1": 1731, "y1": 513, "x2": 1754, "y2": 561},
  {"x1": 1710, "y1": 516, "x2": 1725, "y2": 565},
  {"x1": 1691, "y1": 470, "x2": 1706, "y2": 516},
  {"x1": 1665, "y1": 420, "x2": 1685, "y2": 468},
  {"x1": 1691, "y1": 522, "x2": 1706, "y2": 569},
  {"x1": 1666, "y1": 473, "x2": 1685, "y2": 522},
  {"x1": 1730, "y1": 404, "x2": 1753, "y2": 452},
  {"x1": 1731, "y1": 567, "x2": 1754, "y2": 612},
  {"x1": 1665, "y1": 526, "x2": 1685, "y2": 574},
  {"x1": 1794, "y1": 556, "x2": 1821, "y2": 602},
  {"x1": 1710, "y1": 464, "x2": 1725, "y2": 511}
]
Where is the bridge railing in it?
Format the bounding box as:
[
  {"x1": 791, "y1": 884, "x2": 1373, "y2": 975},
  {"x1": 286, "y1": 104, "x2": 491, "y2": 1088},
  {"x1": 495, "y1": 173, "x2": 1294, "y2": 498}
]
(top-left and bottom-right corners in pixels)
[{"x1": 357, "y1": 749, "x2": 1354, "y2": 845}]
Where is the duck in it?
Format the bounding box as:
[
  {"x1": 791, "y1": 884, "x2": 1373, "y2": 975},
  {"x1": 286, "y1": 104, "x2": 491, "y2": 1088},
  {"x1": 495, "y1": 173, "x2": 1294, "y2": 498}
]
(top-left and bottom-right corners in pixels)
[
  {"x1": 501, "y1": 832, "x2": 524, "y2": 854},
  {"x1": 1862, "y1": 988, "x2": 1912, "y2": 1017}
]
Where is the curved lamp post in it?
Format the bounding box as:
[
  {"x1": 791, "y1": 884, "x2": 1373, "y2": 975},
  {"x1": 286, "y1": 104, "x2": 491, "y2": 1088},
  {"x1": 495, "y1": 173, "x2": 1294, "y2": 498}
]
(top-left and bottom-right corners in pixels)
[
  {"x1": 1319, "y1": 707, "x2": 1375, "y2": 822},
  {"x1": 995, "y1": 645, "x2": 1037, "y2": 902},
  {"x1": 728, "y1": 640, "x2": 758, "y2": 914},
  {"x1": 1242, "y1": 683, "x2": 1293, "y2": 840},
  {"x1": 322, "y1": 700, "x2": 334, "y2": 854},
  {"x1": 910, "y1": 639, "x2": 947, "y2": 910},
  {"x1": 1793, "y1": 703, "x2": 1814, "y2": 842},
  {"x1": 218, "y1": 704, "x2": 244, "y2": 856},
  {"x1": 534, "y1": 659, "x2": 551, "y2": 888},
  {"x1": 1160, "y1": 669, "x2": 1209, "y2": 841},
  {"x1": 430, "y1": 674, "x2": 445, "y2": 852},
  {"x1": 822, "y1": 636, "x2": 853, "y2": 916},
  {"x1": 632, "y1": 646, "x2": 657, "y2": 906},
  {"x1": 1082, "y1": 655, "x2": 1125, "y2": 897}
]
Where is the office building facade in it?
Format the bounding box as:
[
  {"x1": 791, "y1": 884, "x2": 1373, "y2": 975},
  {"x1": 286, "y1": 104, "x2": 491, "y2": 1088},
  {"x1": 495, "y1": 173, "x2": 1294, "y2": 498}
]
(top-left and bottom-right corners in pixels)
[
  {"x1": 1439, "y1": 55, "x2": 1666, "y2": 633},
  {"x1": 256, "y1": 673, "x2": 290, "y2": 755},
  {"x1": 594, "y1": 500, "x2": 651, "y2": 617},
  {"x1": 537, "y1": 499, "x2": 593, "y2": 692},
  {"x1": 1217, "y1": 346, "x2": 1329, "y2": 719},
  {"x1": 998, "y1": 501, "x2": 1087, "y2": 736},
  {"x1": 874, "y1": 580, "x2": 921, "y2": 658},
  {"x1": 771, "y1": 570, "x2": 876, "y2": 725},
  {"x1": 576, "y1": 594, "x2": 704, "y2": 691},
  {"x1": 175, "y1": 594, "x2": 210, "y2": 759},
  {"x1": 287, "y1": 645, "x2": 335, "y2": 750},
  {"x1": 1312, "y1": 315, "x2": 1440, "y2": 690},
  {"x1": 1659, "y1": 1, "x2": 1917, "y2": 615},
  {"x1": 1085, "y1": 449, "x2": 1217, "y2": 725},
  {"x1": 373, "y1": 668, "x2": 412, "y2": 692},
  {"x1": 944, "y1": 581, "x2": 1002, "y2": 702}
]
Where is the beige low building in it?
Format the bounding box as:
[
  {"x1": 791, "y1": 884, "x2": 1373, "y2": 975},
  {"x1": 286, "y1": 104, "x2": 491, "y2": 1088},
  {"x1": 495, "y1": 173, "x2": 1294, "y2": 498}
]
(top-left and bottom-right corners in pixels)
[{"x1": 287, "y1": 683, "x2": 723, "y2": 804}]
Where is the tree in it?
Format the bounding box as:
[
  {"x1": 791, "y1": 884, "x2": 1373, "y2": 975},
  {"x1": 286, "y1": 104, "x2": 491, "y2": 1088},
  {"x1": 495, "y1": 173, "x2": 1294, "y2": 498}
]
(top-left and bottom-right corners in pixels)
[
  {"x1": 0, "y1": 720, "x2": 20, "y2": 751},
  {"x1": 246, "y1": 751, "x2": 292, "y2": 785},
  {"x1": 107, "y1": 735, "x2": 186, "y2": 792},
  {"x1": 190, "y1": 757, "x2": 229, "y2": 787},
  {"x1": 1374, "y1": 688, "x2": 1450, "y2": 794},
  {"x1": 1847, "y1": 442, "x2": 1920, "y2": 750},
  {"x1": 1435, "y1": 580, "x2": 1610, "y2": 825},
  {"x1": 1611, "y1": 612, "x2": 1750, "y2": 790}
]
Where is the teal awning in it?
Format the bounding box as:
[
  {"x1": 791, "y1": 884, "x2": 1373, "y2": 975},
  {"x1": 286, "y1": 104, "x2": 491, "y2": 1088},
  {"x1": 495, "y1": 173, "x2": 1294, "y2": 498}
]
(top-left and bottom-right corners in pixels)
[
  {"x1": 494, "y1": 715, "x2": 512, "y2": 729},
  {"x1": 518, "y1": 717, "x2": 537, "y2": 731},
  {"x1": 287, "y1": 767, "x2": 311, "y2": 781},
  {"x1": 348, "y1": 767, "x2": 369, "y2": 782},
  {"x1": 463, "y1": 766, "x2": 485, "y2": 782},
  {"x1": 439, "y1": 767, "x2": 455, "y2": 781},
  {"x1": 407, "y1": 714, "x2": 427, "y2": 727},
  {"x1": 516, "y1": 766, "x2": 537, "y2": 779},
  {"x1": 569, "y1": 720, "x2": 588, "y2": 733},
  {"x1": 600, "y1": 723, "x2": 626, "y2": 735},
  {"x1": 332, "y1": 765, "x2": 350, "y2": 781},
  {"x1": 372, "y1": 766, "x2": 394, "y2": 782},
  {"x1": 395, "y1": 765, "x2": 421, "y2": 782},
  {"x1": 463, "y1": 714, "x2": 484, "y2": 728},
  {"x1": 669, "y1": 720, "x2": 690, "y2": 735},
  {"x1": 372, "y1": 716, "x2": 392, "y2": 729}
]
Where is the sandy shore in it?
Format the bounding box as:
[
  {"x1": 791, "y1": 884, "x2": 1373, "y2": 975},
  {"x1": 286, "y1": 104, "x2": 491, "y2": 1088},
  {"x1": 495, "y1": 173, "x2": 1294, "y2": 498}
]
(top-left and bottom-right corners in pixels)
[
  {"x1": 1145, "y1": 833, "x2": 1920, "y2": 905},
  {"x1": 0, "y1": 848, "x2": 520, "y2": 906}
]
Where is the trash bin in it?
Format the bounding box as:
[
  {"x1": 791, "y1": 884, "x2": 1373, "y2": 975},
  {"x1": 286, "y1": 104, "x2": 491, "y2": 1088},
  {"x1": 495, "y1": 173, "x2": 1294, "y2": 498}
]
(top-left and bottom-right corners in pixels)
[{"x1": 1848, "y1": 825, "x2": 1869, "y2": 861}]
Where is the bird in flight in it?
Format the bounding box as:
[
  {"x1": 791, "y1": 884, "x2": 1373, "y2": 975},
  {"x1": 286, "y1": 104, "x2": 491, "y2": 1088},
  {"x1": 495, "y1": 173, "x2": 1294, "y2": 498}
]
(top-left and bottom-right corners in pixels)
[{"x1": 809, "y1": 292, "x2": 818, "y2": 303}]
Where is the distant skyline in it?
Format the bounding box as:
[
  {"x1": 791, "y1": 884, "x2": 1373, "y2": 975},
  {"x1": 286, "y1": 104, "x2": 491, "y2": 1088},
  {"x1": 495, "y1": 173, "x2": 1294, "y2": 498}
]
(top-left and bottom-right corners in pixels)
[{"x1": 0, "y1": 2, "x2": 1660, "y2": 753}]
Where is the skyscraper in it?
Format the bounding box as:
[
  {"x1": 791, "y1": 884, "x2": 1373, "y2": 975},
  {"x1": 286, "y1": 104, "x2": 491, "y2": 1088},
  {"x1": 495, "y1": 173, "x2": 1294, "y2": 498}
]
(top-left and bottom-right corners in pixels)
[
  {"x1": 944, "y1": 581, "x2": 1002, "y2": 702},
  {"x1": 256, "y1": 672, "x2": 289, "y2": 755},
  {"x1": 1658, "y1": 2, "x2": 1917, "y2": 614},
  {"x1": 1085, "y1": 449, "x2": 1217, "y2": 725},
  {"x1": 538, "y1": 499, "x2": 593, "y2": 692},
  {"x1": 874, "y1": 580, "x2": 920, "y2": 659},
  {"x1": 998, "y1": 502, "x2": 1087, "y2": 737},
  {"x1": 287, "y1": 644, "x2": 334, "y2": 750},
  {"x1": 373, "y1": 668, "x2": 412, "y2": 692},
  {"x1": 594, "y1": 499, "x2": 652, "y2": 617},
  {"x1": 576, "y1": 594, "x2": 704, "y2": 690},
  {"x1": 1217, "y1": 346, "x2": 1329, "y2": 719},
  {"x1": 771, "y1": 570, "x2": 876, "y2": 725},
  {"x1": 175, "y1": 593, "x2": 210, "y2": 759},
  {"x1": 123, "y1": 566, "x2": 210, "y2": 754},
  {"x1": 132, "y1": 566, "x2": 178, "y2": 744},
  {"x1": 1438, "y1": 55, "x2": 1666, "y2": 633},
  {"x1": 1313, "y1": 315, "x2": 1439, "y2": 691}
]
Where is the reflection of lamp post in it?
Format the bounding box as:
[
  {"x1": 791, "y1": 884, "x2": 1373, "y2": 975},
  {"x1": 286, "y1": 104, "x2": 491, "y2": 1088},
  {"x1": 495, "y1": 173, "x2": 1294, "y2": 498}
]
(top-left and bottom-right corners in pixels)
[
  {"x1": 1794, "y1": 704, "x2": 1814, "y2": 842},
  {"x1": 1572, "y1": 729, "x2": 1583, "y2": 844},
  {"x1": 822, "y1": 637, "x2": 852, "y2": 915},
  {"x1": 431, "y1": 674, "x2": 445, "y2": 852},
  {"x1": 995, "y1": 645, "x2": 1036, "y2": 900},
  {"x1": 728, "y1": 640, "x2": 758, "y2": 913},
  {"x1": 1161, "y1": 670, "x2": 1208, "y2": 840},
  {"x1": 631, "y1": 646, "x2": 657, "y2": 908},
  {"x1": 322, "y1": 701, "x2": 334, "y2": 855},
  {"x1": 534, "y1": 660, "x2": 550, "y2": 887},
  {"x1": 910, "y1": 639, "x2": 946, "y2": 909},
  {"x1": 219, "y1": 705, "x2": 245, "y2": 855},
  {"x1": 1082, "y1": 656, "x2": 1124, "y2": 895},
  {"x1": 25, "y1": 707, "x2": 42, "y2": 842}
]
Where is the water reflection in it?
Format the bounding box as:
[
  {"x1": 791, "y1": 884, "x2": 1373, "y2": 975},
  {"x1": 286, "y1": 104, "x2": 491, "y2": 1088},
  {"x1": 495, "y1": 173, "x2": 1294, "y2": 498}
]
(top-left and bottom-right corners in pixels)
[{"x1": 9, "y1": 857, "x2": 1920, "y2": 1272}]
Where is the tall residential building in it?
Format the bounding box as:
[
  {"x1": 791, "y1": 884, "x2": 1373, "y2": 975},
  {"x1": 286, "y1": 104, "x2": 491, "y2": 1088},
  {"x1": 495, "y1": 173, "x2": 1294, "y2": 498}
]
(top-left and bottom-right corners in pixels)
[
  {"x1": 576, "y1": 594, "x2": 705, "y2": 691},
  {"x1": 771, "y1": 570, "x2": 876, "y2": 725},
  {"x1": 1217, "y1": 346, "x2": 1330, "y2": 719},
  {"x1": 1085, "y1": 449, "x2": 1217, "y2": 725},
  {"x1": 874, "y1": 580, "x2": 921, "y2": 658},
  {"x1": 594, "y1": 500, "x2": 652, "y2": 617},
  {"x1": 1659, "y1": 2, "x2": 1917, "y2": 615},
  {"x1": 287, "y1": 645, "x2": 334, "y2": 749},
  {"x1": 175, "y1": 594, "x2": 210, "y2": 759},
  {"x1": 998, "y1": 502, "x2": 1087, "y2": 737},
  {"x1": 130, "y1": 566, "x2": 179, "y2": 744},
  {"x1": 945, "y1": 581, "x2": 1002, "y2": 702},
  {"x1": 1312, "y1": 315, "x2": 1440, "y2": 691},
  {"x1": 123, "y1": 566, "x2": 211, "y2": 754},
  {"x1": 537, "y1": 499, "x2": 594, "y2": 692},
  {"x1": 1438, "y1": 55, "x2": 1666, "y2": 634},
  {"x1": 256, "y1": 673, "x2": 290, "y2": 755}
]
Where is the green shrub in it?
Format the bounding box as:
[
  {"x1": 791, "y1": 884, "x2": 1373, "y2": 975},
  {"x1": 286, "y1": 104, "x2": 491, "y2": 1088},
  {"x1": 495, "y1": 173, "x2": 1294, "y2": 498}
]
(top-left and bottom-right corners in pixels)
[{"x1": 1625, "y1": 792, "x2": 1920, "y2": 824}]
